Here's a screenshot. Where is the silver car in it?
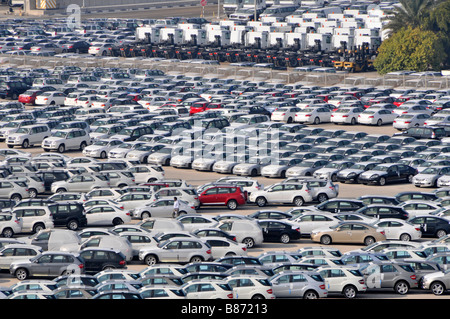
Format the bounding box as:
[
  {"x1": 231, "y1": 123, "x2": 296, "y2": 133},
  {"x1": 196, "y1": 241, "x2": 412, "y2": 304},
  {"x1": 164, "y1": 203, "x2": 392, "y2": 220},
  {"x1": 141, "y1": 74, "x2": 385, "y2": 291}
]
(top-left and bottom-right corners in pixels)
[
  {"x1": 413, "y1": 166, "x2": 450, "y2": 188},
  {"x1": 10, "y1": 251, "x2": 85, "y2": 280},
  {"x1": 269, "y1": 270, "x2": 328, "y2": 299}
]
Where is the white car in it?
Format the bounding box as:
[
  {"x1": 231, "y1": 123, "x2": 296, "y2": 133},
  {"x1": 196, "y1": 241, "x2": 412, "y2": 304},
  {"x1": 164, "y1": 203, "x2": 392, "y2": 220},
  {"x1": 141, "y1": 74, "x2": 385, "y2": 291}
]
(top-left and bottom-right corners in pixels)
[
  {"x1": 41, "y1": 129, "x2": 91, "y2": 153},
  {"x1": 132, "y1": 199, "x2": 196, "y2": 220},
  {"x1": 357, "y1": 109, "x2": 398, "y2": 126},
  {"x1": 51, "y1": 174, "x2": 110, "y2": 193},
  {"x1": 181, "y1": 280, "x2": 233, "y2": 299},
  {"x1": 85, "y1": 205, "x2": 132, "y2": 226},
  {"x1": 412, "y1": 166, "x2": 450, "y2": 188},
  {"x1": 200, "y1": 237, "x2": 248, "y2": 259},
  {"x1": 129, "y1": 165, "x2": 165, "y2": 183},
  {"x1": 34, "y1": 91, "x2": 66, "y2": 106},
  {"x1": 290, "y1": 211, "x2": 341, "y2": 237},
  {"x1": 399, "y1": 200, "x2": 442, "y2": 217},
  {"x1": 392, "y1": 104, "x2": 433, "y2": 117},
  {"x1": 294, "y1": 107, "x2": 332, "y2": 124},
  {"x1": 330, "y1": 107, "x2": 365, "y2": 125},
  {"x1": 249, "y1": 182, "x2": 314, "y2": 207},
  {"x1": 115, "y1": 192, "x2": 155, "y2": 210},
  {"x1": 317, "y1": 266, "x2": 367, "y2": 299},
  {"x1": 75, "y1": 94, "x2": 99, "y2": 108},
  {"x1": 12, "y1": 206, "x2": 54, "y2": 234},
  {"x1": 90, "y1": 124, "x2": 126, "y2": 140},
  {"x1": 0, "y1": 244, "x2": 42, "y2": 270},
  {"x1": 82, "y1": 139, "x2": 124, "y2": 159},
  {"x1": 0, "y1": 212, "x2": 23, "y2": 238},
  {"x1": 226, "y1": 275, "x2": 275, "y2": 299},
  {"x1": 424, "y1": 114, "x2": 450, "y2": 126},
  {"x1": 107, "y1": 141, "x2": 148, "y2": 159},
  {"x1": 218, "y1": 219, "x2": 264, "y2": 248},
  {"x1": 271, "y1": 107, "x2": 302, "y2": 123},
  {"x1": 393, "y1": 113, "x2": 431, "y2": 130},
  {"x1": 6, "y1": 124, "x2": 51, "y2": 149},
  {"x1": 372, "y1": 219, "x2": 422, "y2": 241},
  {"x1": 176, "y1": 214, "x2": 219, "y2": 233}
]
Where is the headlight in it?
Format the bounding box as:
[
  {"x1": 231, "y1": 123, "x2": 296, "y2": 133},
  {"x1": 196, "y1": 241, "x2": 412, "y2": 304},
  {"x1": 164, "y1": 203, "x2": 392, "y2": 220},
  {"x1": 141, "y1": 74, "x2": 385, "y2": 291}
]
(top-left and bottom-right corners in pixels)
[
  {"x1": 371, "y1": 174, "x2": 379, "y2": 180},
  {"x1": 347, "y1": 172, "x2": 356, "y2": 178}
]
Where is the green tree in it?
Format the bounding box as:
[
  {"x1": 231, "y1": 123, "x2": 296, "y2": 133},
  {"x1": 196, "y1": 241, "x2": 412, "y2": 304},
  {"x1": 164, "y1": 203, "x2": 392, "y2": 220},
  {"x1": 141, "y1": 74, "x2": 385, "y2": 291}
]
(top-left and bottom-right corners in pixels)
[{"x1": 373, "y1": 27, "x2": 447, "y2": 74}]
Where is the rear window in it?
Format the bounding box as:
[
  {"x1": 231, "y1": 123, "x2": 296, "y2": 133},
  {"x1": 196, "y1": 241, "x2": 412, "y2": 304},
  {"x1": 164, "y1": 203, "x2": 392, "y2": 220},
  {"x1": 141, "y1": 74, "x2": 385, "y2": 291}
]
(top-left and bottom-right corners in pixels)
[
  {"x1": 348, "y1": 269, "x2": 364, "y2": 277},
  {"x1": 217, "y1": 283, "x2": 232, "y2": 291},
  {"x1": 310, "y1": 274, "x2": 324, "y2": 282},
  {"x1": 399, "y1": 265, "x2": 415, "y2": 273},
  {"x1": 256, "y1": 279, "x2": 271, "y2": 286}
]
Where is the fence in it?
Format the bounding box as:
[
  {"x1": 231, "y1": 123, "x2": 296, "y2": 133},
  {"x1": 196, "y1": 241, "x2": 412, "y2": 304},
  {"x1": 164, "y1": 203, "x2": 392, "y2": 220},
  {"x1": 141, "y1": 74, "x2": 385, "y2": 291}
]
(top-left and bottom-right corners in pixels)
[{"x1": 1, "y1": 54, "x2": 449, "y2": 89}]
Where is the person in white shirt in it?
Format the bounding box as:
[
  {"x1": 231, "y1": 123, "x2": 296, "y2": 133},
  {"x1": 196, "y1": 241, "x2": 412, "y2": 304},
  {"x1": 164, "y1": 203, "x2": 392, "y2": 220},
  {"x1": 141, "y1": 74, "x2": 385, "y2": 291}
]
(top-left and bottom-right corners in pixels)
[{"x1": 173, "y1": 197, "x2": 180, "y2": 217}]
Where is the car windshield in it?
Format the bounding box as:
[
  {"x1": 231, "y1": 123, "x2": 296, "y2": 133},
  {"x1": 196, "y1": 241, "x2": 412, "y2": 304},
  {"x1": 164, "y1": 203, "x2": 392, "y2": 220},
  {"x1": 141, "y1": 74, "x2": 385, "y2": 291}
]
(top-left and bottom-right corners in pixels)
[
  {"x1": 93, "y1": 140, "x2": 109, "y2": 146},
  {"x1": 94, "y1": 127, "x2": 109, "y2": 133},
  {"x1": 4, "y1": 122, "x2": 21, "y2": 128},
  {"x1": 372, "y1": 166, "x2": 390, "y2": 171},
  {"x1": 52, "y1": 131, "x2": 68, "y2": 138},
  {"x1": 15, "y1": 127, "x2": 30, "y2": 134},
  {"x1": 422, "y1": 167, "x2": 442, "y2": 174}
]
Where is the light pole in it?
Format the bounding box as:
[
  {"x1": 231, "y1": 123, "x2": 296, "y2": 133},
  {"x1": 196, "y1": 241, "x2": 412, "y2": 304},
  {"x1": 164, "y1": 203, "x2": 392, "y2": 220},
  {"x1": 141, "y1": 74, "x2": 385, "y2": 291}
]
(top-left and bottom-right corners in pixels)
[{"x1": 218, "y1": 0, "x2": 220, "y2": 19}]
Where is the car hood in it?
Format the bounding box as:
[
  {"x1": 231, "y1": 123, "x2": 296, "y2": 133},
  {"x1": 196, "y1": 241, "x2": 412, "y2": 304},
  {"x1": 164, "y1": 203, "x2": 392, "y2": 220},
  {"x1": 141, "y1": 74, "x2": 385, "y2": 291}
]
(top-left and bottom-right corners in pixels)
[
  {"x1": 338, "y1": 169, "x2": 364, "y2": 175},
  {"x1": 360, "y1": 170, "x2": 387, "y2": 177}
]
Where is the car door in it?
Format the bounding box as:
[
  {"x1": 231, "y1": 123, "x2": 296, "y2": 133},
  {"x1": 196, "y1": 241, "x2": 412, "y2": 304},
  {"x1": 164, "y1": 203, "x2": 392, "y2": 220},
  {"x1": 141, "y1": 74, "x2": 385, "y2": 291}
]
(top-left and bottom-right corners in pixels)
[
  {"x1": 79, "y1": 250, "x2": 96, "y2": 273},
  {"x1": 333, "y1": 223, "x2": 354, "y2": 243},
  {"x1": 200, "y1": 187, "x2": 218, "y2": 205},
  {"x1": 320, "y1": 268, "x2": 346, "y2": 293},
  {"x1": 160, "y1": 240, "x2": 181, "y2": 263},
  {"x1": 265, "y1": 185, "x2": 285, "y2": 203},
  {"x1": 30, "y1": 231, "x2": 50, "y2": 250},
  {"x1": 33, "y1": 254, "x2": 53, "y2": 276}
]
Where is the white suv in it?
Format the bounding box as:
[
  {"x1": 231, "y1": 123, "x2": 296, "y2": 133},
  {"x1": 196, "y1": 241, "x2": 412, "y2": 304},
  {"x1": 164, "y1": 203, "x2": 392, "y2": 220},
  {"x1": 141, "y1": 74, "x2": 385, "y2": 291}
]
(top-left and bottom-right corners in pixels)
[
  {"x1": 248, "y1": 182, "x2": 314, "y2": 207},
  {"x1": 51, "y1": 174, "x2": 110, "y2": 193},
  {"x1": 0, "y1": 212, "x2": 22, "y2": 238},
  {"x1": 41, "y1": 128, "x2": 91, "y2": 153},
  {"x1": 6, "y1": 124, "x2": 50, "y2": 149},
  {"x1": 226, "y1": 275, "x2": 275, "y2": 299},
  {"x1": 11, "y1": 206, "x2": 54, "y2": 234},
  {"x1": 129, "y1": 165, "x2": 165, "y2": 183},
  {"x1": 317, "y1": 266, "x2": 367, "y2": 299},
  {"x1": 0, "y1": 179, "x2": 30, "y2": 202}
]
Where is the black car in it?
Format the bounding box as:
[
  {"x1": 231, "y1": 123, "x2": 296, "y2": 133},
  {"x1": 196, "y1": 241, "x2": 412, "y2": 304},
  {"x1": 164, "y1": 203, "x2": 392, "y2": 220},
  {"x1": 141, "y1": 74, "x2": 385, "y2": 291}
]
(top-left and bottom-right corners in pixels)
[
  {"x1": 357, "y1": 163, "x2": 417, "y2": 186},
  {"x1": 62, "y1": 41, "x2": 90, "y2": 53},
  {"x1": 315, "y1": 199, "x2": 365, "y2": 214},
  {"x1": 37, "y1": 170, "x2": 70, "y2": 192},
  {"x1": 395, "y1": 191, "x2": 438, "y2": 202},
  {"x1": 47, "y1": 202, "x2": 87, "y2": 230},
  {"x1": 0, "y1": 81, "x2": 30, "y2": 99},
  {"x1": 409, "y1": 216, "x2": 450, "y2": 238},
  {"x1": 358, "y1": 195, "x2": 400, "y2": 206},
  {"x1": 79, "y1": 248, "x2": 127, "y2": 273},
  {"x1": 256, "y1": 220, "x2": 301, "y2": 244},
  {"x1": 354, "y1": 205, "x2": 409, "y2": 220}
]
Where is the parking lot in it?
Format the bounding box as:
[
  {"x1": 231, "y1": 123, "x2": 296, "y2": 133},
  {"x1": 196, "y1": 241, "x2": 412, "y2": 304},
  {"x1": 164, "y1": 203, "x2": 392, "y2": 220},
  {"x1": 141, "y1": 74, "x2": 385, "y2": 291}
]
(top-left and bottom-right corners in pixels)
[{"x1": 0, "y1": 2, "x2": 449, "y2": 302}]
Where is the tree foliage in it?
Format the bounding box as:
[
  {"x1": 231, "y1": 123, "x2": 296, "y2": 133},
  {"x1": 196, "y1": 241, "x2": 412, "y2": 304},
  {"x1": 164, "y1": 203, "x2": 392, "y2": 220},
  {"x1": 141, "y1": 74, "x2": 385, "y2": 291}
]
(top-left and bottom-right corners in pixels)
[{"x1": 373, "y1": 27, "x2": 446, "y2": 74}]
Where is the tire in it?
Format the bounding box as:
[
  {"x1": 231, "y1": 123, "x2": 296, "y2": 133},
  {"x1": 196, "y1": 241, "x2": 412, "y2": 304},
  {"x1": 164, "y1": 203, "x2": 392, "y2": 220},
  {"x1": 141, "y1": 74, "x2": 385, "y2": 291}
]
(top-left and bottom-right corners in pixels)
[
  {"x1": 243, "y1": 237, "x2": 255, "y2": 248},
  {"x1": 378, "y1": 177, "x2": 386, "y2": 186},
  {"x1": 100, "y1": 151, "x2": 107, "y2": 159},
  {"x1": 251, "y1": 294, "x2": 265, "y2": 299},
  {"x1": 10, "y1": 194, "x2": 22, "y2": 203},
  {"x1": 1, "y1": 227, "x2": 14, "y2": 238},
  {"x1": 331, "y1": 174, "x2": 337, "y2": 182},
  {"x1": 22, "y1": 139, "x2": 29, "y2": 148},
  {"x1": 256, "y1": 196, "x2": 267, "y2": 207},
  {"x1": 7, "y1": 145, "x2": 13, "y2": 148},
  {"x1": 67, "y1": 219, "x2": 79, "y2": 231},
  {"x1": 56, "y1": 188, "x2": 67, "y2": 193},
  {"x1": 147, "y1": 178, "x2": 157, "y2": 183},
  {"x1": 280, "y1": 233, "x2": 290, "y2": 244},
  {"x1": 343, "y1": 285, "x2": 357, "y2": 299},
  {"x1": 399, "y1": 233, "x2": 411, "y2": 241},
  {"x1": 320, "y1": 235, "x2": 332, "y2": 245},
  {"x1": 112, "y1": 218, "x2": 123, "y2": 226},
  {"x1": 364, "y1": 236, "x2": 376, "y2": 246},
  {"x1": 431, "y1": 281, "x2": 446, "y2": 296},
  {"x1": 293, "y1": 196, "x2": 304, "y2": 207},
  {"x1": 227, "y1": 199, "x2": 238, "y2": 210},
  {"x1": 377, "y1": 119, "x2": 382, "y2": 126},
  {"x1": 317, "y1": 193, "x2": 328, "y2": 203},
  {"x1": 351, "y1": 117, "x2": 356, "y2": 125},
  {"x1": 436, "y1": 229, "x2": 447, "y2": 238},
  {"x1": 33, "y1": 223, "x2": 45, "y2": 234},
  {"x1": 28, "y1": 188, "x2": 37, "y2": 198},
  {"x1": 394, "y1": 280, "x2": 409, "y2": 295},
  {"x1": 287, "y1": 117, "x2": 293, "y2": 124},
  {"x1": 190, "y1": 256, "x2": 203, "y2": 263},
  {"x1": 79, "y1": 142, "x2": 87, "y2": 151},
  {"x1": 15, "y1": 268, "x2": 28, "y2": 281},
  {"x1": 250, "y1": 169, "x2": 257, "y2": 177},
  {"x1": 57, "y1": 144, "x2": 65, "y2": 153},
  {"x1": 303, "y1": 290, "x2": 319, "y2": 299},
  {"x1": 144, "y1": 254, "x2": 158, "y2": 266},
  {"x1": 313, "y1": 117, "x2": 320, "y2": 125},
  {"x1": 141, "y1": 212, "x2": 151, "y2": 220}
]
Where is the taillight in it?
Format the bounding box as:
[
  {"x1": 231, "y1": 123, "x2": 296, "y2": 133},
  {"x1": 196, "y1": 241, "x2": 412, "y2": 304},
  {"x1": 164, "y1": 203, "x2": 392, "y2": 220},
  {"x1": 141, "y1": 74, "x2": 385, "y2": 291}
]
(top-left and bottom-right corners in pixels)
[
  {"x1": 227, "y1": 293, "x2": 233, "y2": 299},
  {"x1": 79, "y1": 264, "x2": 84, "y2": 269},
  {"x1": 206, "y1": 250, "x2": 211, "y2": 254},
  {"x1": 380, "y1": 231, "x2": 385, "y2": 235},
  {"x1": 415, "y1": 227, "x2": 421, "y2": 231},
  {"x1": 267, "y1": 289, "x2": 273, "y2": 294},
  {"x1": 358, "y1": 279, "x2": 365, "y2": 285},
  {"x1": 119, "y1": 260, "x2": 126, "y2": 266},
  {"x1": 295, "y1": 228, "x2": 301, "y2": 233},
  {"x1": 410, "y1": 275, "x2": 416, "y2": 281},
  {"x1": 242, "y1": 247, "x2": 247, "y2": 252},
  {"x1": 319, "y1": 284, "x2": 326, "y2": 290}
]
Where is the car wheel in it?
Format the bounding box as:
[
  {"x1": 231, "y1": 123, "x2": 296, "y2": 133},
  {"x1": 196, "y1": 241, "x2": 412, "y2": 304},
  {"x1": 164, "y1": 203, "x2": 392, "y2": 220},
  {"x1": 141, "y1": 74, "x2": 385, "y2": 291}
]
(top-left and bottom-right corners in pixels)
[
  {"x1": 15, "y1": 268, "x2": 28, "y2": 280},
  {"x1": 256, "y1": 196, "x2": 267, "y2": 207},
  {"x1": 251, "y1": 294, "x2": 265, "y2": 299},
  {"x1": 436, "y1": 229, "x2": 447, "y2": 238},
  {"x1": 399, "y1": 233, "x2": 411, "y2": 241},
  {"x1": 1, "y1": 227, "x2": 13, "y2": 238},
  {"x1": 144, "y1": 254, "x2": 158, "y2": 266},
  {"x1": 56, "y1": 188, "x2": 67, "y2": 193},
  {"x1": 431, "y1": 281, "x2": 446, "y2": 295},
  {"x1": 112, "y1": 218, "x2": 123, "y2": 226},
  {"x1": 378, "y1": 177, "x2": 386, "y2": 186},
  {"x1": 394, "y1": 280, "x2": 409, "y2": 295},
  {"x1": 351, "y1": 117, "x2": 356, "y2": 125},
  {"x1": 287, "y1": 117, "x2": 293, "y2": 124},
  {"x1": 22, "y1": 139, "x2": 29, "y2": 148},
  {"x1": 280, "y1": 233, "x2": 290, "y2": 244},
  {"x1": 243, "y1": 237, "x2": 255, "y2": 248},
  {"x1": 67, "y1": 219, "x2": 79, "y2": 231},
  {"x1": 141, "y1": 212, "x2": 151, "y2": 219},
  {"x1": 364, "y1": 236, "x2": 376, "y2": 246},
  {"x1": 320, "y1": 235, "x2": 332, "y2": 245},
  {"x1": 317, "y1": 193, "x2": 328, "y2": 203},
  {"x1": 100, "y1": 151, "x2": 107, "y2": 159},
  {"x1": 293, "y1": 196, "x2": 304, "y2": 206},
  {"x1": 190, "y1": 256, "x2": 204, "y2": 263},
  {"x1": 343, "y1": 285, "x2": 357, "y2": 299},
  {"x1": 10, "y1": 194, "x2": 22, "y2": 203},
  {"x1": 57, "y1": 144, "x2": 65, "y2": 153},
  {"x1": 227, "y1": 199, "x2": 238, "y2": 210},
  {"x1": 28, "y1": 188, "x2": 37, "y2": 198},
  {"x1": 313, "y1": 117, "x2": 320, "y2": 125},
  {"x1": 303, "y1": 290, "x2": 319, "y2": 299},
  {"x1": 33, "y1": 223, "x2": 45, "y2": 234},
  {"x1": 147, "y1": 178, "x2": 157, "y2": 183},
  {"x1": 377, "y1": 119, "x2": 382, "y2": 126},
  {"x1": 79, "y1": 142, "x2": 87, "y2": 151},
  {"x1": 250, "y1": 169, "x2": 257, "y2": 177}
]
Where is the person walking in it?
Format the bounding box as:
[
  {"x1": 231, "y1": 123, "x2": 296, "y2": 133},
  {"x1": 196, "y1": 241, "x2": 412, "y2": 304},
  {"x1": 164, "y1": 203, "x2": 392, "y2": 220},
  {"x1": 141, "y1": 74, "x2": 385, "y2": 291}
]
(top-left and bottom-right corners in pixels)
[{"x1": 173, "y1": 197, "x2": 180, "y2": 218}]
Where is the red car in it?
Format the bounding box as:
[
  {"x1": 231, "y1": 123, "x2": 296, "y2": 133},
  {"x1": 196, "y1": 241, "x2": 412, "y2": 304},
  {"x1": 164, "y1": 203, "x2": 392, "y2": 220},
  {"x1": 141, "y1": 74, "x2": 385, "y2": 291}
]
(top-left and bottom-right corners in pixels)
[
  {"x1": 18, "y1": 89, "x2": 43, "y2": 105},
  {"x1": 205, "y1": 103, "x2": 222, "y2": 111},
  {"x1": 189, "y1": 102, "x2": 209, "y2": 115},
  {"x1": 198, "y1": 185, "x2": 247, "y2": 210},
  {"x1": 394, "y1": 96, "x2": 411, "y2": 107}
]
